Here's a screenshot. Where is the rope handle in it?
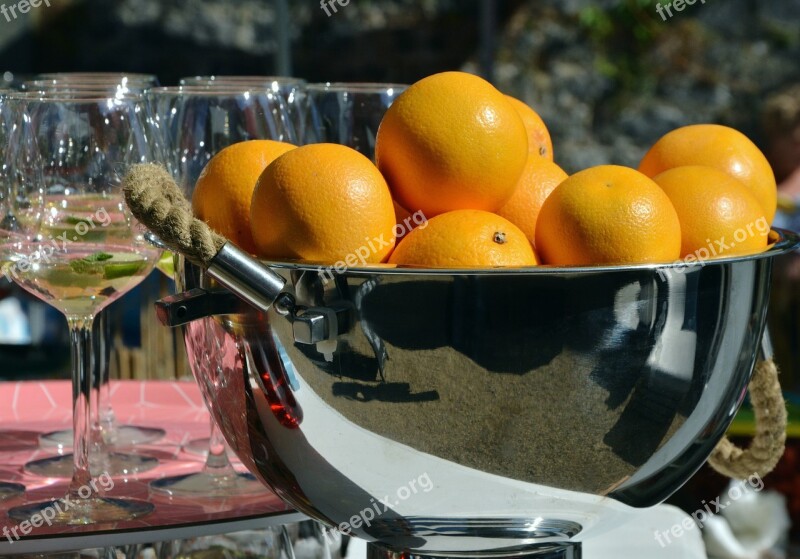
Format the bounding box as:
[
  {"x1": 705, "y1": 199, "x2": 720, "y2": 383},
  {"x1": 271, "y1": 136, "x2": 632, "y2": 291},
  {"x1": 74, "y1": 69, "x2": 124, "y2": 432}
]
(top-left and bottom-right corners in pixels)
[
  {"x1": 123, "y1": 164, "x2": 225, "y2": 267},
  {"x1": 708, "y1": 358, "x2": 787, "y2": 479}
]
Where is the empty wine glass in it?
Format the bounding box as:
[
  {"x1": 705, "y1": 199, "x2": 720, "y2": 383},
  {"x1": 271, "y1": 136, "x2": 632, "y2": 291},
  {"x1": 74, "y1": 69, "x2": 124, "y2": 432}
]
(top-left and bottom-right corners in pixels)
[
  {"x1": 149, "y1": 85, "x2": 297, "y2": 195},
  {"x1": 179, "y1": 76, "x2": 307, "y2": 144},
  {"x1": 304, "y1": 82, "x2": 407, "y2": 160},
  {"x1": 3, "y1": 92, "x2": 158, "y2": 524},
  {"x1": 0, "y1": 96, "x2": 24, "y2": 507},
  {"x1": 35, "y1": 72, "x2": 159, "y2": 88},
  {"x1": 147, "y1": 85, "x2": 295, "y2": 497},
  {"x1": 0, "y1": 90, "x2": 41, "y2": 234}
]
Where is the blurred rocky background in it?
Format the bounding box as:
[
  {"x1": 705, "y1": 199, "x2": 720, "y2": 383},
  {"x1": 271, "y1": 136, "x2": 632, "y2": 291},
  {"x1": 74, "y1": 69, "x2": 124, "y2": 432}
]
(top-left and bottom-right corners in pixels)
[
  {"x1": 2, "y1": 0, "x2": 799, "y2": 172},
  {"x1": 487, "y1": 0, "x2": 800, "y2": 171}
]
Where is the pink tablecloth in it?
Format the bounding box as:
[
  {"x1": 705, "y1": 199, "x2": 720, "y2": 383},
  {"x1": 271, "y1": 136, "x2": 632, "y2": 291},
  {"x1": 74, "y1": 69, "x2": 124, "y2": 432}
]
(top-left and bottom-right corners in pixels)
[{"x1": 0, "y1": 380, "x2": 294, "y2": 547}]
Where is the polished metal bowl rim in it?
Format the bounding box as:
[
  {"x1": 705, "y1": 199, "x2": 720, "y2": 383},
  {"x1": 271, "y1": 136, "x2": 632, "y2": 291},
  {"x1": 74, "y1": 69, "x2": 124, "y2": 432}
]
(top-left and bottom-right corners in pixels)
[{"x1": 256, "y1": 227, "x2": 799, "y2": 277}]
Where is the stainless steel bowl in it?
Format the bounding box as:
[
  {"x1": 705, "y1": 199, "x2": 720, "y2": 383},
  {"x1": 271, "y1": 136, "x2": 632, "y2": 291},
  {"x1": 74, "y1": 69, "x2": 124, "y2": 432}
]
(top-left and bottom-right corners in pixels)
[{"x1": 166, "y1": 229, "x2": 799, "y2": 557}]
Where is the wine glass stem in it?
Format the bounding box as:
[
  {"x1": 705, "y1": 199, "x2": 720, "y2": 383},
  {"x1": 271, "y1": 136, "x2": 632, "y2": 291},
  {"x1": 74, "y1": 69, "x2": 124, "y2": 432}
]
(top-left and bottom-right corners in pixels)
[
  {"x1": 204, "y1": 418, "x2": 234, "y2": 472},
  {"x1": 67, "y1": 314, "x2": 97, "y2": 498},
  {"x1": 96, "y1": 312, "x2": 115, "y2": 433}
]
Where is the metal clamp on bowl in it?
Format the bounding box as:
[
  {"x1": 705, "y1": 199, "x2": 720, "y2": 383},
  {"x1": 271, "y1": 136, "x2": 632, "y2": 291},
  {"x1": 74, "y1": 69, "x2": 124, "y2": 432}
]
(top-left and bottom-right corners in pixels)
[
  {"x1": 156, "y1": 250, "x2": 354, "y2": 362},
  {"x1": 154, "y1": 287, "x2": 252, "y2": 327},
  {"x1": 290, "y1": 303, "x2": 354, "y2": 361}
]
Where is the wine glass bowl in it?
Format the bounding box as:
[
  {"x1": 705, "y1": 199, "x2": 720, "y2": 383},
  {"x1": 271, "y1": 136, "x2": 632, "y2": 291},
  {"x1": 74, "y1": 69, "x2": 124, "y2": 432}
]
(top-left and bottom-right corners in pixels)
[
  {"x1": 5, "y1": 242, "x2": 158, "y2": 319},
  {"x1": 304, "y1": 82, "x2": 407, "y2": 158},
  {"x1": 166, "y1": 229, "x2": 800, "y2": 557},
  {"x1": 178, "y1": 76, "x2": 307, "y2": 139},
  {"x1": 148, "y1": 86, "x2": 297, "y2": 197},
  {"x1": 34, "y1": 72, "x2": 159, "y2": 87}
]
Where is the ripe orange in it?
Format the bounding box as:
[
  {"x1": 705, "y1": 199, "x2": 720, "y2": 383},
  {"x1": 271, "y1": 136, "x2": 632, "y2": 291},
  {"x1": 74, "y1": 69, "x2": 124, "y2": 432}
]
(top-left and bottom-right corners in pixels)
[
  {"x1": 192, "y1": 140, "x2": 296, "y2": 253},
  {"x1": 375, "y1": 71, "x2": 528, "y2": 216},
  {"x1": 250, "y1": 143, "x2": 396, "y2": 263},
  {"x1": 505, "y1": 95, "x2": 554, "y2": 160},
  {"x1": 652, "y1": 166, "x2": 769, "y2": 259},
  {"x1": 535, "y1": 165, "x2": 681, "y2": 266},
  {"x1": 388, "y1": 209, "x2": 537, "y2": 268},
  {"x1": 638, "y1": 124, "x2": 777, "y2": 222},
  {"x1": 497, "y1": 157, "x2": 568, "y2": 247}
]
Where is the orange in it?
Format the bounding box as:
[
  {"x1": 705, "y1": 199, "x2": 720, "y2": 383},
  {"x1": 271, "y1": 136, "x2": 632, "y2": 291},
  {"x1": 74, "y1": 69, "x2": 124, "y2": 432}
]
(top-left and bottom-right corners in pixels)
[
  {"x1": 251, "y1": 143, "x2": 396, "y2": 263},
  {"x1": 497, "y1": 157, "x2": 568, "y2": 247},
  {"x1": 388, "y1": 209, "x2": 537, "y2": 268},
  {"x1": 505, "y1": 95, "x2": 554, "y2": 160},
  {"x1": 535, "y1": 165, "x2": 681, "y2": 266},
  {"x1": 652, "y1": 166, "x2": 769, "y2": 259},
  {"x1": 192, "y1": 140, "x2": 295, "y2": 253},
  {"x1": 638, "y1": 124, "x2": 777, "y2": 222},
  {"x1": 375, "y1": 71, "x2": 528, "y2": 216}
]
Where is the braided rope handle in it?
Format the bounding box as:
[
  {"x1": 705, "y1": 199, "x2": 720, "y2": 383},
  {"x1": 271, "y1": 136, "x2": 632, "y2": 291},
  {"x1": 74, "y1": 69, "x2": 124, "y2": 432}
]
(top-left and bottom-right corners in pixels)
[
  {"x1": 708, "y1": 358, "x2": 787, "y2": 479},
  {"x1": 123, "y1": 164, "x2": 225, "y2": 267}
]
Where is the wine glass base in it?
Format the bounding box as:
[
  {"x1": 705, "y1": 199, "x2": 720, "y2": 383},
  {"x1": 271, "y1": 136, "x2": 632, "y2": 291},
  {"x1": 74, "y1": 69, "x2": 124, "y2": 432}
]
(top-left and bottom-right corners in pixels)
[
  {"x1": 104, "y1": 425, "x2": 166, "y2": 447},
  {"x1": 182, "y1": 437, "x2": 210, "y2": 456},
  {"x1": 25, "y1": 452, "x2": 159, "y2": 478},
  {"x1": 149, "y1": 470, "x2": 267, "y2": 498},
  {"x1": 39, "y1": 425, "x2": 166, "y2": 449},
  {"x1": 366, "y1": 543, "x2": 582, "y2": 559},
  {"x1": 0, "y1": 482, "x2": 25, "y2": 502},
  {"x1": 7, "y1": 496, "x2": 153, "y2": 525}
]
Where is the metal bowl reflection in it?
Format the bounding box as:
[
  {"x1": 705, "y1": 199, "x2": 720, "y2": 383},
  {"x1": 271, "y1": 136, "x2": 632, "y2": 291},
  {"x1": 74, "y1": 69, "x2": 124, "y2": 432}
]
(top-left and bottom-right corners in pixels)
[{"x1": 173, "y1": 229, "x2": 799, "y2": 556}]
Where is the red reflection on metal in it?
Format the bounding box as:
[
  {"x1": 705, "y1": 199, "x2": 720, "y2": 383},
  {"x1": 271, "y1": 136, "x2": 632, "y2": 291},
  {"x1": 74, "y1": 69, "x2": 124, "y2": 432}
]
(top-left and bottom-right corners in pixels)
[{"x1": 249, "y1": 329, "x2": 303, "y2": 429}]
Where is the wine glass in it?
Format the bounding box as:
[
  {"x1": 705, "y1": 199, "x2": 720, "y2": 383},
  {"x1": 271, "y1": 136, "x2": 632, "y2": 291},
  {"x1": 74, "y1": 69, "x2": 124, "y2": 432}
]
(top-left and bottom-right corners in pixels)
[
  {"x1": 35, "y1": 72, "x2": 159, "y2": 87},
  {"x1": 149, "y1": 85, "x2": 298, "y2": 194},
  {"x1": 162, "y1": 78, "x2": 305, "y2": 457},
  {"x1": 2, "y1": 92, "x2": 158, "y2": 524},
  {"x1": 0, "y1": 90, "x2": 26, "y2": 503},
  {"x1": 6, "y1": 90, "x2": 163, "y2": 481},
  {"x1": 146, "y1": 85, "x2": 295, "y2": 497},
  {"x1": 304, "y1": 82, "x2": 408, "y2": 160},
  {"x1": 179, "y1": 76, "x2": 307, "y2": 144},
  {"x1": 18, "y1": 80, "x2": 167, "y2": 459}
]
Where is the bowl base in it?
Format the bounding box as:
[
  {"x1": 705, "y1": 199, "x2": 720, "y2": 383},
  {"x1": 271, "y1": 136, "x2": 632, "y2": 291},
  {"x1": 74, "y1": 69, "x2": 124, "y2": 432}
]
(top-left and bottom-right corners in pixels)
[{"x1": 366, "y1": 542, "x2": 581, "y2": 559}]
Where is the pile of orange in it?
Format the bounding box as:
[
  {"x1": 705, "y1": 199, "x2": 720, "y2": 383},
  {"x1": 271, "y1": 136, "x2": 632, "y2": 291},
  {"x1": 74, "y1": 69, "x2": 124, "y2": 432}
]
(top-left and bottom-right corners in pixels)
[{"x1": 191, "y1": 71, "x2": 777, "y2": 270}]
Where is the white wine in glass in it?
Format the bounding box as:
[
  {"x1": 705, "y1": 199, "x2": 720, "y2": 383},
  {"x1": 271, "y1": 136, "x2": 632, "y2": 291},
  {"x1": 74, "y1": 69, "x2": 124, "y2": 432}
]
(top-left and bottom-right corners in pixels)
[{"x1": 33, "y1": 191, "x2": 166, "y2": 462}]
